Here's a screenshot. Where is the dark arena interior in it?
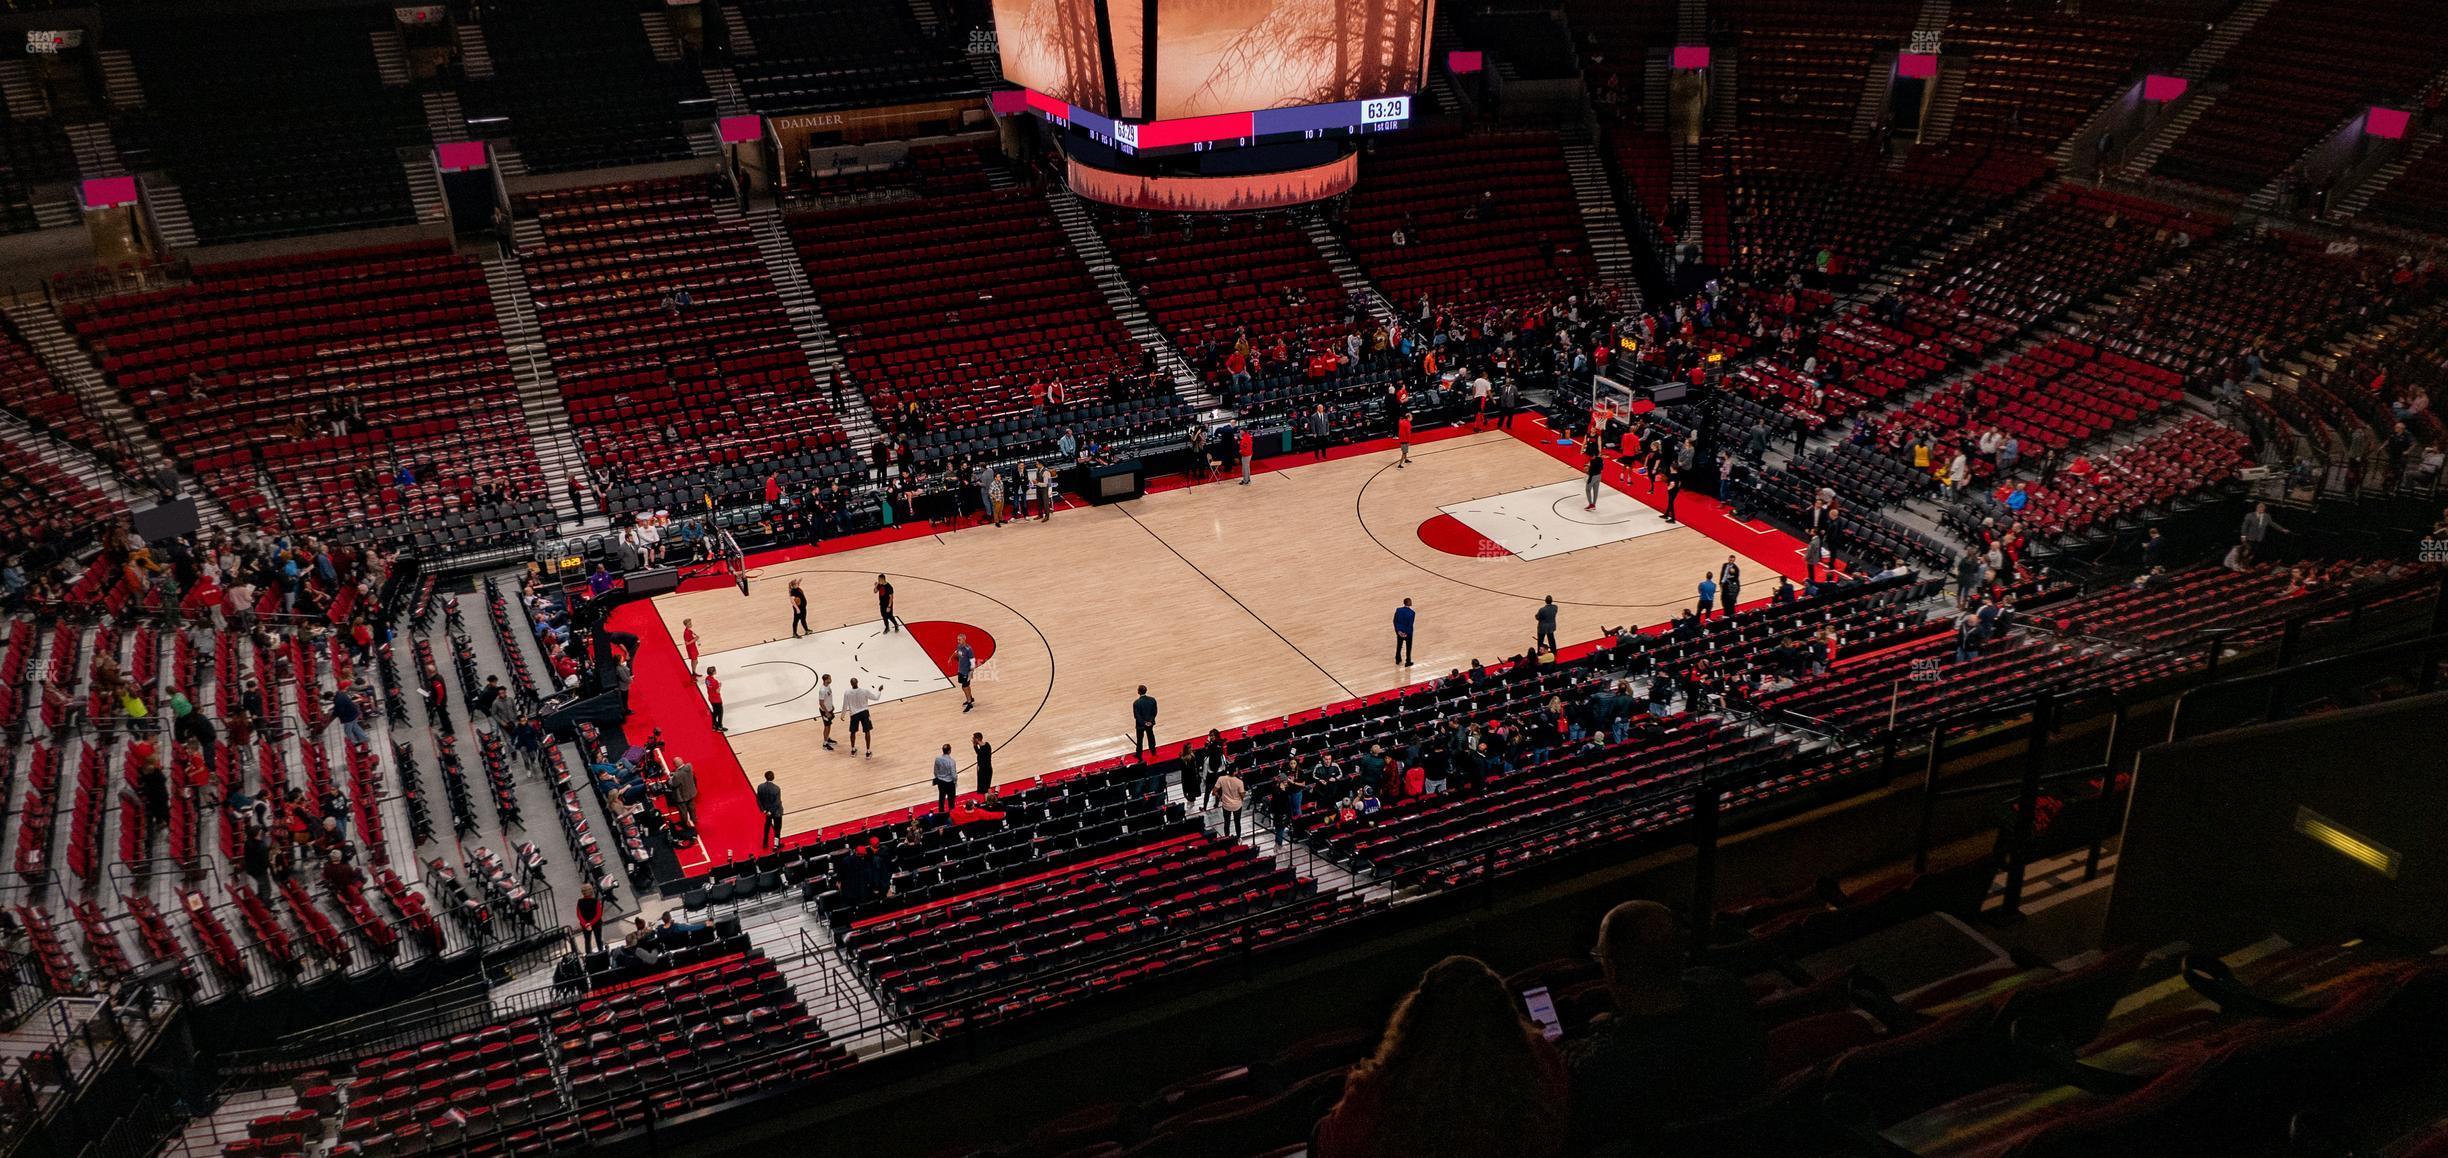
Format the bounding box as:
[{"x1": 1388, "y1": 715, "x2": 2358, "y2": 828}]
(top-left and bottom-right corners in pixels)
[{"x1": 1, "y1": 0, "x2": 2447, "y2": 1155}]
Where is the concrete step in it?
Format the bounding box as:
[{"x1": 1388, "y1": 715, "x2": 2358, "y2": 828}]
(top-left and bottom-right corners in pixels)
[
  {"x1": 370, "y1": 29, "x2": 411, "y2": 86},
  {"x1": 641, "y1": 11, "x2": 683, "y2": 64},
  {"x1": 98, "y1": 49, "x2": 144, "y2": 110},
  {"x1": 404, "y1": 155, "x2": 447, "y2": 225},
  {"x1": 422, "y1": 91, "x2": 468, "y2": 144},
  {"x1": 1045, "y1": 187, "x2": 1209, "y2": 405},
  {"x1": 65, "y1": 121, "x2": 122, "y2": 180},
  {"x1": 740, "y1": 206, "x2": 879, "y2": 448},
  {"x1": 703, "y1": 67, "x2": 748, "y2": 118},
  {"x1": 1559, "y1": 130, "x2": 1642, "y2": 306},
  {"x1": 139, "y1": 176, "x2": 197, "y2": 250},
  {"x1": 0, "y1": 59, "x2": 52, "y2": 120},
  {"x1": 479, "y1": 256, "x2": 587, "y2": 490},
  {"x1": 1299, "y1": 212, "x2": 1397, "y2": 326},
  {"x1": 1, "y1": 300, "x2": 239, "y2": 533},
  {"x1": 456, "y1": 24, "x2": 494, "y2": 80}
]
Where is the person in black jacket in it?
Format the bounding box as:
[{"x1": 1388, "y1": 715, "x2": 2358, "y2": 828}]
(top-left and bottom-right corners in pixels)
[
  {"x1": 971, "y1": 733, "x2": 995, "y2": 798},
  {"x1": 1131, "y1": 686, "x2": 1159, "y2": 760}
]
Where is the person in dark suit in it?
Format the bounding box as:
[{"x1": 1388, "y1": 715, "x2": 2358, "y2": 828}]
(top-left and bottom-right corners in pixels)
[
  {"x1": 756, "y1": 770, "x2": 783, "y2": 847},
  {"x1": 1718, "y1": 557, "x2": 1742, "y2": 614},
  {"x1": 1132, "y1": 686, "x2": 1160, "y2": 761},
  {"x1": 1534, "y1": 596, "x2": 1559, "y2": 653}
]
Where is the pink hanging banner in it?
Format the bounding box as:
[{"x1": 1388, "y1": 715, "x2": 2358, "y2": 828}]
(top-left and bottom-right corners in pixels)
[
  {"x1": 1896, "y1": 52, "x2": 1938, "y2": 80},
  {"x1": 2367, "y1": 107, "x2": 2411, "y2": 139},
  {"x1": 2141, "y1": 74, "x2": 2188, "y2": 102},
  {"x1": 989, "y1": 89, "x2": 1029, "y2": 116},
  {"x1": 436, "y1": 141, "x2": 489, "y2": 172},
  {"x1": 80, "y1": 175, "x2": 137, "y2": 209},
  {"x1": 1447, "y1": 50, "x2": 1483, "y2": 74},
  {"x1": 1671, "y1": 45, "x2": 1710, "y2": 70},
  {"x1": 718, "y1": 115, "x2": 764, "y2": 144}
]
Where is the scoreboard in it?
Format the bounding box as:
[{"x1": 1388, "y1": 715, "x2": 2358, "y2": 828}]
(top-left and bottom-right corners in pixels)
[{"x1": 1017, "y1": 91, "x2": 1412, "y2": 158}]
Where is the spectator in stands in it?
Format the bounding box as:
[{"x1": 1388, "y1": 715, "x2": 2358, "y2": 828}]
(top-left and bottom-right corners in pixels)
[
  {"x1": 328, "y1": 690, "x2": 369, "y2": 750},
  {"x1": 574, "y1": 884, "x2": 605, "y2": 953},
  {"x1": 1206, "y1": 765, "x2": 1246, "y2": 836},
  {"x1": 1315, "y1": 955, "x2": 1567, "y2": 1158},
  {"x1": 666, "y1": 759, "x2": 697, "y2": 827},
  {"x1": 1565, "y1": 901, "x2": 1763, "y2": 1151},
  {"x1": 931, "y1": 744, "x2": 959, "y2": 816},
  {"x1": 137, "y1": 757, "x2": 171, "y2": 848},
  {"x1": 2241, "y1": 502, "x2": 2287, "y2": 561}
]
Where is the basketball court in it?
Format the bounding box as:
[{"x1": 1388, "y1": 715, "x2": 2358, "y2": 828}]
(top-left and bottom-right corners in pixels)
[{"x1": 608, "y1": 422, "x2": 1816, "y2": 872}]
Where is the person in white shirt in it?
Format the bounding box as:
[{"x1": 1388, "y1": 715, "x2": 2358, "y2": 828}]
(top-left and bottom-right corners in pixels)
[
  {"x1": 840, "y1": 678, "x2": 876, "y2": 758},
  {"x1": 817, "y1": 674, "x2": 837, "y2": 751}
]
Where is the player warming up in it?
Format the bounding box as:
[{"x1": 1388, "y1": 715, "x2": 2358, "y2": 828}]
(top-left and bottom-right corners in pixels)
[
  {"x1": 842, "y1": 678, "x2": 877, "y2": 758},
  {"x1": 955, "y1": 635, "x2": 977, "y2": 713},
  {"x1": 818, "y1": 673, "x2": 837, "y2": 750},
  {"x1": 875, "y1": 574, "x2": 900, "y2": 633}
]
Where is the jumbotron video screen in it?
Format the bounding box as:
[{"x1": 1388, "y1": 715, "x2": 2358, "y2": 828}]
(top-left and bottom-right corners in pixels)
[{"x1": 992, "y1": 0, "x2": 1438, "y2": 123}]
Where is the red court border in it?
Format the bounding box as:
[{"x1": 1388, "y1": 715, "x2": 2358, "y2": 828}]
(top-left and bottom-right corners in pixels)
[{"x1": 607, "y1": 419, "x2": 1823, "y2": 879}]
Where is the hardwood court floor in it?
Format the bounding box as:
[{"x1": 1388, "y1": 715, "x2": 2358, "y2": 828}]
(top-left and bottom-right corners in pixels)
[{"x1": 633, "y1": 428, "x2": 1787, "y2": 844}]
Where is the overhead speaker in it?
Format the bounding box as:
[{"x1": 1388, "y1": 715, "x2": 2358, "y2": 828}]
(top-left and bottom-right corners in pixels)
[
  {"x1": 129, "y1": 498, "x2": 199, "y2": 543},
  {"x1": 625, "y1": 566, "x2": 682, "y2": 597}
]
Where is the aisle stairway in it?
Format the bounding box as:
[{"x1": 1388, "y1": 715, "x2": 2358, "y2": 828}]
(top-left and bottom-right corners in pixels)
[
  {"x1": 97, "y1": 49, "x2": 143, "y2": 110},
  {"x1": 1850, "y1": 53, "x2": 1897, "y2": 141},
  {"x1": 455, "y1": 23, "x2": 494, "y2": 80},
  {"x1": 138, "y1": 176, "x2": 196, "y2": 250},
  {"x1": 403, "y1": 156, "x2": 446, "y2": 225},
  {"x1": 0, "y1": 59, "x2": 51, "y2": 120},
  {"x1": 1560, "y1": 125, "x2": 1641, "y2": 305},
  {"x1": 2081, "y1": 0, "x2": 2277, "y2": 175},
  {"x1": 639, "y1": 11, "x2": 682, "y2": 64},
  {"x1": 1044, "y1": 187, "x2": 1211, "y2": 408},
  {"x1": 1919, "y1": 57, "x2": 1970, "y2": 143},
  {"x1": 1670, "y1": 140, "x2": 1702, "y2": 247},
  {"x1": 64, "y1": 122, "x2": 122, "y2": 180},
  {"x1": 1299, "y1": 211, "x2": 1397, "y2": 325},
  {"x1": 480, "y1": 251, "x2": 587, "y2": 497},
  {"x1": 0, "y1": 409, "x2": 146, "y2": 515},
  {"x1": 1, "y1": 301, "x2": 237, "y2": 532},
  {"x1": 370, "y1": 29, "x2": 411, "y2": 86},
  {"x1": 422, "y1": 91, "x2": 468, "y2": 143},
  {"x1": 2333, "y1": 126, "x2": 2445, "y2": 220},
  {"x1": 738, "y1": 204, "x2": 879, "y2": 450}
]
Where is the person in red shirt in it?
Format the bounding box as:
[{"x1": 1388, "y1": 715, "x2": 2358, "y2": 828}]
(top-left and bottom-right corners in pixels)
[
  {"x1": 682, "y1": 618, "x2": 701, "y2": 676},
  {"x1": 1237, "y1": 427, "x2": 1256, "y2": 485},
  {"x1": 763, "y1": 473, "x2": 781, "y2": 508},
  {"x1": 704, "y1": 668, "x2": 725, "y2": 732},
  {"x1": 1396, "y1": 414, "x2": 1413, "y2": 468},
  {"x1": 574, "y1": 884, "x2": 605, "y2": 952}
]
